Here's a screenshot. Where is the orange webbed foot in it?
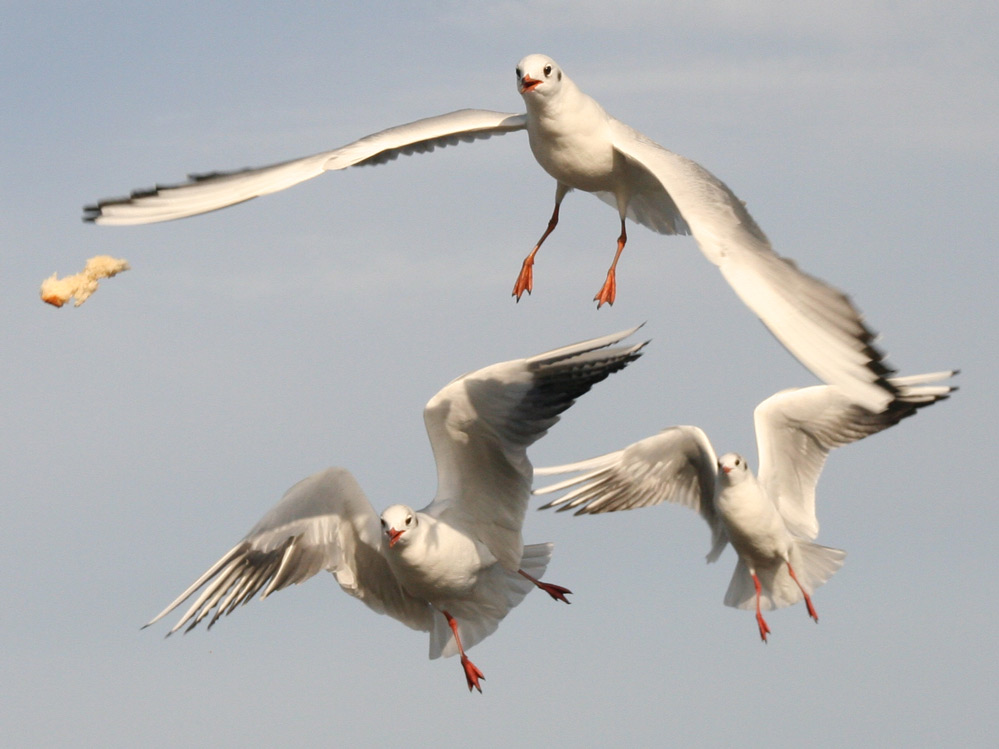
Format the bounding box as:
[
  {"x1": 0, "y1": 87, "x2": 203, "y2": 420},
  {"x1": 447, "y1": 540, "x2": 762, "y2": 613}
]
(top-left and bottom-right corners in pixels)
[
  {"x1": 512, "y1": 257, "x2": 534, "y2": 301},
  {"x1": 461, "y1": 655, "x2": 485, "y2": 693},
  {"x1": 756, "y1": 611, "x2": 772, "y2": 643},
  {"x1": 593, "y1": 269, "x2": 617, "y2": 308}
]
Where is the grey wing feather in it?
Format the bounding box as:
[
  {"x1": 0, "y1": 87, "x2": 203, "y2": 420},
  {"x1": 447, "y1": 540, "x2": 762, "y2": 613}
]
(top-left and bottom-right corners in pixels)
[
  {"x1": 607, "y1": 117, "x2": 898, "y2": 414},
  {"x1": 594, "y1": 149, "x2": 690, "y2": 236},
  {"x1": 424, "y1": 326, "x2": 646, "y2": 570},
  {"x1": 755, "y1": 370, "x2": 957, "y2": 539},
  {"x1": 85, "y1": 110, "x2": 527, "y2": 225},
  {"x1": 535, "y1": 425, "x2": 728, "y2": 562},
  {"x1": 145, "y1": 467, "x2": 433, "y2": 635}
]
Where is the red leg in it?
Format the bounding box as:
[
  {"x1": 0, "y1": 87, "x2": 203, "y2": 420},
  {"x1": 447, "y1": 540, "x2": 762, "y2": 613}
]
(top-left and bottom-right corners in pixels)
[
  {"x1": 513, "y1": 202, "x2": 561, "y2": 300},
  {"x1": 593, "y1": 219, "x2": 627, "y2": 308},
  {"x1": 786, "y1": 562, "x2": 819, "y2": 622},
  {"x1": 752, "y1": 572, "x2": 771, "y2": 643},
  {"x1": 518, "y1": 569, "x2": 572, "y2": 604},
  {"x1": 443, "y1": 610, "x2": 484, "y2": 693}
]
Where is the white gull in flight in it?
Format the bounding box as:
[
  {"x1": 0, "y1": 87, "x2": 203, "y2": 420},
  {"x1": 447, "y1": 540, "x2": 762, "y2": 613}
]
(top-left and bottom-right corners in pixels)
[
  {"x1": 145, "y1": 327, "x2": 645, "y2": 691},
  {"x1": 534, "y1": 370, "x2": 956, "y2": 641},
  {"x1": 86, "y1": 53, "x2": 897, "y2": 412}
]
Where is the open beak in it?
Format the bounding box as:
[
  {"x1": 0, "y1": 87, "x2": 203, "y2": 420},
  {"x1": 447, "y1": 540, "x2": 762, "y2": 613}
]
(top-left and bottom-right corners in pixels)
[
  {"x1": 387, "y1": 527, "x2": 404, "y2": 548},
  {"x1": 519, "y1": 75, "x2": 541, "y2": 94},
  {"x1": 720, "y1": 465, "x2": 731, "y2": 475}
]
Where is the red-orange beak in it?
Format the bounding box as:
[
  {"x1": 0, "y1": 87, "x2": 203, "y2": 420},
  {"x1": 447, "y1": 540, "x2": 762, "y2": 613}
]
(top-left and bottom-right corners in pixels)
[
  {"x1": 387, "y1": 527, "x2": 404, "y2": 548},
  {"x1": 520, "y1": 75, "x2": 541, "y2": 94},
  {"x1": 720, "y1": 465, "x2": 731, "y2": 475}
]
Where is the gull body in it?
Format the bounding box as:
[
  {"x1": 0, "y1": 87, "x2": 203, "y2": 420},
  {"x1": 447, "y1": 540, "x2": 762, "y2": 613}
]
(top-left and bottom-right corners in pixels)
[
  {"x1": 86, "y1": 54, "x2": 897, "y2": 412},
  {"x1": 380, "y1": 504, "x2": 497, "y2": 603},
  {"x1": 536, "y1": 370, "x2": 956, "y2": 641},
  {"x1": 715, "y1": 454, "x2": 791, "y2": 565},
  {"x1": 522, "y1": 61, "x2": 619, "y2": 193},
  {"x1": 146, "y1": 327, "x2": 646, "y2": 691}
]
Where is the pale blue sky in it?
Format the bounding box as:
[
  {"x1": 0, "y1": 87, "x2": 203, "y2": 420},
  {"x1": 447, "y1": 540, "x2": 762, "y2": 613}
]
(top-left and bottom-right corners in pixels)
[{"x1": 2, "y1": 2, "x2": 996, "y2": 746}]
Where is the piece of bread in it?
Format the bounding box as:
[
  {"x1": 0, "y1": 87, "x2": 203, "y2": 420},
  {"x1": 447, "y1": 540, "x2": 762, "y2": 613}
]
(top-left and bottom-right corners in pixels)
[{"x1": 41, "y1": 255, "x2": 130, "y2": 307}]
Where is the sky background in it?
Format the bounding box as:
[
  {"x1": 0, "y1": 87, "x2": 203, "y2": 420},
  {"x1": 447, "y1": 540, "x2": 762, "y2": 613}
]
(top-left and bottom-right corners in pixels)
[{"x1": 3, "y1": 2, "x2": 996, "y2": 746}]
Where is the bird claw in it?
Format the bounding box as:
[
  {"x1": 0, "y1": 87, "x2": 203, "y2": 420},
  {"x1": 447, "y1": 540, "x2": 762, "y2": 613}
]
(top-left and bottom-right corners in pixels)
[
  {"x1": 804, "y1": 598, "x2": 819, "y2": 623},
  {"x1": 787, "y1": 562, "x2": 820, "y2": 623},
  {"x1": 461, "y1": 655, "x2": 485, "y2": 693},
  {"x1": 756, "y1": 612, "x2": 772, "y2": 643},
  {"x1": 593, "y1": 269, "x2": 616, "y2": 307},
  {"x1": 518, "y1": 569, "x2": 572, "y2": 603},
  {"x1": 536, "y1": 581, "x2": 572, "y2": 604},
  {"x1": 512, "y1": 258, "x2": 534, "y2": 300}
]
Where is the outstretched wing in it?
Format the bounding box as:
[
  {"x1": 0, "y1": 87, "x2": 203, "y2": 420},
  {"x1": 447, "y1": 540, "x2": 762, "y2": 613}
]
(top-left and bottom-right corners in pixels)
[
  {"x1": 145, "y1": 467, "x2": 433, "y2": 635},
  {"x1": 607, "y1": 117, "x2": 898, "y2": 414},
  {"x1": 534, "y1": 425, "x2": 728, "y2": 562},
  {"x1": 85, "y1": 109, "x2": 527, "y2": 225},
  {"x1": 755, "y1": 370, "x2": 957, "y2": 539},
  {"x1": 423, "y1": 327, "x2": 646, "y2": 570}
]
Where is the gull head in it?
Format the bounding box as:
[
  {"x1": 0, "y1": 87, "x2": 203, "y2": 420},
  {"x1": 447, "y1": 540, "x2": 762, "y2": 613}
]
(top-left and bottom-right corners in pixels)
[
  {"x1": 381, "y1": 505, "x2": 418, "y2": 549},
  {"x1": 718, "y1": 453, "x2": 751, "y2": 485},
  {"x1": 516, "y1": 54, "x2": 563, "y2": 97}
]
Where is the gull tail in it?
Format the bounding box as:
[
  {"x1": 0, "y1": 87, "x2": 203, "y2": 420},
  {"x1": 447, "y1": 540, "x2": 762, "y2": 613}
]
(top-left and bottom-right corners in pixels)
[
  {"x1": 724, "y1": 540, "x2": 846, "y2": 612},
  {"x1": 430, "y1": 543, "x2": 555, "y2": 660}
]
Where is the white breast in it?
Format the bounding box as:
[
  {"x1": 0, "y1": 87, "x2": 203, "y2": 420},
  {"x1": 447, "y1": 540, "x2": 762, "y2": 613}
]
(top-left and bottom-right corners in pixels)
[
  {"x1": 386, "y1": 516, "x2": 495, "y2": 602},
  {"x1": 526, "y1": 91, "x2": 619, "y2": 194},
  {"x1": 716, "y1": 481, "x2": 790, "y2": 563}
]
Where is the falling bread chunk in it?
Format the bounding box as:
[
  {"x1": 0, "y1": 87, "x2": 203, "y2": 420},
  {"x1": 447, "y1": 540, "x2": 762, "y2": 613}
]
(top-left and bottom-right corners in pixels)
[{"x1": 41, "y1": 255, "x2": 130, "y2": 307}]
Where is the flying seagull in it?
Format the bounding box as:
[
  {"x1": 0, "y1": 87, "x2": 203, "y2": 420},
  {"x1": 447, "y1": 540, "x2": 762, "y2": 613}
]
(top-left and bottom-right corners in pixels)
[
  {"x1": 534, "y1": 370, "x2": 956, "y2": 641},
  {"x1": 85, "y1": 53, "x2": 897, "y2": 412},
  {"x1": 144, "y1": 327, "x2": 645, "y2": 691}
]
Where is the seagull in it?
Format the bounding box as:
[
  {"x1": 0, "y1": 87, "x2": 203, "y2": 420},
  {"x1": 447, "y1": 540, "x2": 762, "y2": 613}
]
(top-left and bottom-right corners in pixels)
[
  {"x1": 85, "y1": 54, "x2": 898, "y2": 413},
  {"x1": 534, "y1": 370, "x2": 956, "y2": 641},
  {"x1": 144, "y1": 327, "x2": 645, "y2": 691}
]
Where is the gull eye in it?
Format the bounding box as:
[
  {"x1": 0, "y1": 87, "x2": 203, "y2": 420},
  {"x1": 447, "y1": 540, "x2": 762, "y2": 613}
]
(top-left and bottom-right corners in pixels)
[
  {"x1": 380, "y1": 518, "x2": 386, "y2": 528},
  {"x1": 515, "y1": 67, "x2": 522, "y2": 78},
  {"x1": 544, "y1": 64, "x2": 553, "y2": 77},
  {"x1": 405, "y1": 515, "x2": 412, "y2": 526}
]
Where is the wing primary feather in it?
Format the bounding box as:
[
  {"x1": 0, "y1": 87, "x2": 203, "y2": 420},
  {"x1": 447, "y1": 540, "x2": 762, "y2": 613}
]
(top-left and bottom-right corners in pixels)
[
  {"x1": 185, "y1": 562, "x2": 249, "y2": 632},
  {"x1": 262, "y1": 538, "x2": 299, "y2": 597},
  {"x1": 84, "y1": 110, "x2": 527, "y2": 224},
  {"x1": 143, "y1": 543, "x2": 248, "y2": 629},
  {"x1": 171, "y1": 562, "x2": 245, "y2": 635},
  {"x1": 534, "y1": 466, "x2": 609, "y2": 497}
]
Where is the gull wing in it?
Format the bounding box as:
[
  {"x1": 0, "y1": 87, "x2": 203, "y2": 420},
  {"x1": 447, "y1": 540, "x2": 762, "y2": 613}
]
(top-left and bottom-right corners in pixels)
[
  {"x1": 423, "y1": 327, "x2": 646, "y2": 570},
  {"x1": 145, "y1": 467, "x2": 433, "y2": 635},
  {"x1": 607, "y1": 118, "x2": 897, "y2": 414},
  {"x1": 535, "y1": 425, "x2": 728, "y2": 562},
  {"x1": 755, "y1": 371, "x2": 957, "y2": 539},
  {"x1": 85, "y1": 109, "x2": 527, "y2": 225}
]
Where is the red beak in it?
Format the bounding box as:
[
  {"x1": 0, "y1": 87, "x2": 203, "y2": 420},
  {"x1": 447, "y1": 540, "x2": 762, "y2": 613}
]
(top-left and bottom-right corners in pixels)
[
  {"x1": 387, "y1": 528, "x2": 404, "y2": 548},
  {"x1": 720, "y1": 465, "x2": 731, "y2": 474},
  {"x1": 520, "y1": 76, "x2": 541, "y2": 94}
]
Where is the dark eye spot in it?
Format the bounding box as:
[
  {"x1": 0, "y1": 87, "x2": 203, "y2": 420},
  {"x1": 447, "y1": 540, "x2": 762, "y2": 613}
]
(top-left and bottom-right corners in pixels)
[
  {"x1": 405, "y1": 515, "x2": 412, "y2": 526},
  {"x1": 544, "y1": 64, "x2": 553, "y2": 76},
  {"x1": 515, "y1": 67, "x2": 521, "y2": 78}
]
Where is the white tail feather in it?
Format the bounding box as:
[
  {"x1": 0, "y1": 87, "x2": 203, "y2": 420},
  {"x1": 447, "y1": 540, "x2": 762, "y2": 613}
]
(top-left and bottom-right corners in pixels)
[
  {"x1": 724, "y1": 540, "x2": 846, "y2": 612},
  {"x1": 430, "y1": 543, "x2": 554, "y2": 659}
]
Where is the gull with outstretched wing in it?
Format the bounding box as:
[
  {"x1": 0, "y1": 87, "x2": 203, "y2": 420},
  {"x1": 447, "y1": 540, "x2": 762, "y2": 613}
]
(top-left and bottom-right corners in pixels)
[
  {"x1": 86, "y1": 54, "x2": 899, "y2": 412},
  {"x1": 536, "y1": 370, "x2": 956, "y2": 641},
  {"x1": 146, "y1": 327, "x2": 645, "y2": 691}
]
